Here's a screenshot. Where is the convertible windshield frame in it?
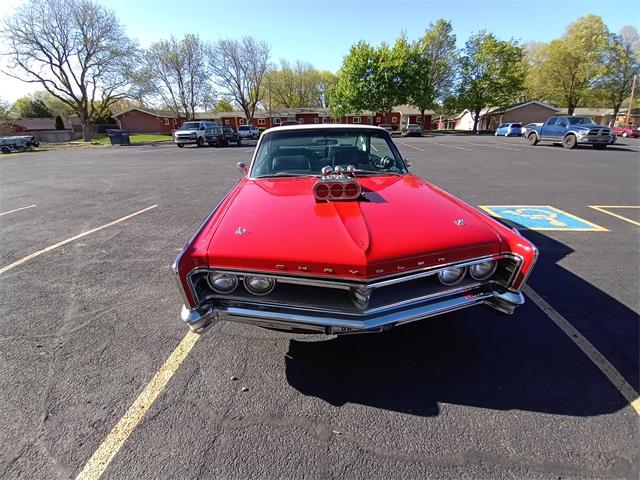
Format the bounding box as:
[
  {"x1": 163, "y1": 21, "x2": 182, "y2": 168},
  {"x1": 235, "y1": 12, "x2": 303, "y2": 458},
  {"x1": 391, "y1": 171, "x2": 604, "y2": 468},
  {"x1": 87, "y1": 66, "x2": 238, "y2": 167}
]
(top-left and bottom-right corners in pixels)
[{"x1": 248, "y1": 128, "x2": 408, "y2": 179}]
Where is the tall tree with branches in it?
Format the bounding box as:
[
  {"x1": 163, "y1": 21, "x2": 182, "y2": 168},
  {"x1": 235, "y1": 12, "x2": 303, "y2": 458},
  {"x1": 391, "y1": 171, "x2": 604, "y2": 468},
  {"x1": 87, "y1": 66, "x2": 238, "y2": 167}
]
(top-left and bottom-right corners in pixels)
[
  {"x1": 596, "y1": 26, "x2": 640, "y2": 125},
  {"x1": 409, "y1": 19, "x2": 457, "y2": 127},
  {"x1": 137, "y1": 35, "x2": 210, "y2": 119},
  {"x1": 207, "y1": 36, "x2": 270, "y2": 123},
  {"x1": 1, "y1": 0, "x2": 137, "y2": 141},
  {"x1": 457, "y1": 31, "x2": 526, "y2": 132}
]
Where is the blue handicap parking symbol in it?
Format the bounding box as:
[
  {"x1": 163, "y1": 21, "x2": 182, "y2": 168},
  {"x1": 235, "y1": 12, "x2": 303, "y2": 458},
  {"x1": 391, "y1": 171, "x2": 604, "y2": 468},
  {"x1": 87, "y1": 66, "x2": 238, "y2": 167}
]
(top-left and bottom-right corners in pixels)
[{"x1": 479, "y1": 205, "x2": 608, "y2": 231}]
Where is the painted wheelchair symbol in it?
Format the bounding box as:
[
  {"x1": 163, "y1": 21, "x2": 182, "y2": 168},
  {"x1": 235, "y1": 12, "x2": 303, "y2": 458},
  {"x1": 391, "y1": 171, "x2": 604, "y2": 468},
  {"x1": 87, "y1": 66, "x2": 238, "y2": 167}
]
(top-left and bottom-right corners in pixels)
[{"x1": 500, "y1": 208, "x2": 567, "y2": 227}]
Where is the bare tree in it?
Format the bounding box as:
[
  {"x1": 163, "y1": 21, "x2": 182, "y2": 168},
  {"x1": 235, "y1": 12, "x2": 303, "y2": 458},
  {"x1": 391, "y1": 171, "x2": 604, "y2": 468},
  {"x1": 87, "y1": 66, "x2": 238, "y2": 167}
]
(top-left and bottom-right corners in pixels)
[
  {"x1": 207, "y1": 36, "x2": 270, "y2": 122},
  {"x1": 137, "y1": 35, "x2": 210, "y2": 119},
  {"x1": 1, "y1": 0, "x2": 136, "y2": 141}
]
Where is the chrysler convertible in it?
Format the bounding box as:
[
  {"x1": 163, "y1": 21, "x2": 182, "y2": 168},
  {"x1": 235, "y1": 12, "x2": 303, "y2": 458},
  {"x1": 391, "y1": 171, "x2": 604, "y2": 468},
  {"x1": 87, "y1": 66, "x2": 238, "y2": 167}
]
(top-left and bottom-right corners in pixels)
[{"x1": 173, "y1": 124, "x2": 537, "y2": 335}]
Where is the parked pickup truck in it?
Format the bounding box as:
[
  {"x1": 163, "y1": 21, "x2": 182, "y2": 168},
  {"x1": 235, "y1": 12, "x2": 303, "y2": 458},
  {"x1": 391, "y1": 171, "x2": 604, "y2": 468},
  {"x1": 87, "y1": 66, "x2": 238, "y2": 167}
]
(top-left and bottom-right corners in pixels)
[{"x1": 526, "y1": 115, "x2": 613, "y2": 149}]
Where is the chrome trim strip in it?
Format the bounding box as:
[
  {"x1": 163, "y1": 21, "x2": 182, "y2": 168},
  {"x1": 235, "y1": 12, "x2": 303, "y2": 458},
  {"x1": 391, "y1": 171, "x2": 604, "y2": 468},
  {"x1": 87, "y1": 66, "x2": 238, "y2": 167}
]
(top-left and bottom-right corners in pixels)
[{"x1": 181, "y1": 288, "x2": 523, "y2": 334}]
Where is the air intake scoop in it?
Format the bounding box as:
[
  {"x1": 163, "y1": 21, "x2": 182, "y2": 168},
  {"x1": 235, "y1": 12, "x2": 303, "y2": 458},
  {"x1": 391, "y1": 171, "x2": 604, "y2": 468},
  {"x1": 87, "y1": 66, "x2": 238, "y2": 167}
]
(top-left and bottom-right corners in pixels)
[{"x1": 313, "y1": 166, "x2": 362, "y2": 201}]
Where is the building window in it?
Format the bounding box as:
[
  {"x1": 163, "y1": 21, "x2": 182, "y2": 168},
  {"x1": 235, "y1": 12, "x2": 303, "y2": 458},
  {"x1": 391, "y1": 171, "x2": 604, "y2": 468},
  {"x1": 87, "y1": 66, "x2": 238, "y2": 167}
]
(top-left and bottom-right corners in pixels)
[
  {"x1": 273, "y1": 117, "x2": 281, "y2": 125},
  {"x1": 314, "y1": 117, "x2": 319, "y2": 123},
  {"x1": 352, "y1": 116, "x2": 361, "y2": 124},
  {"x1": 163, "y1": 118, "x2": 169, "y2": 125},
  {"x1": 334, "y1": 118, "x2": 341, "y2": 123},
  {"x1": 376, "y1": 116, "x2": 381, "y2": 122},
  {"x1": 298, "y1": 117, "x2": 304, "y2": 123},
  {"x1": 322, "y1": 117, "x2": 327, "y2": 123},
  {"x1": 258, "y1": 118, "x2": 265, "y2": 125},
  {"x1": 224, "y1": 119, "x2": 229, "y2": 125},
  {"x1": 392, "y1": 116, "x2": 398, "y2": 123},
  {"x1": 239, "y1": 118, "x2": 245, "y2": 124}
]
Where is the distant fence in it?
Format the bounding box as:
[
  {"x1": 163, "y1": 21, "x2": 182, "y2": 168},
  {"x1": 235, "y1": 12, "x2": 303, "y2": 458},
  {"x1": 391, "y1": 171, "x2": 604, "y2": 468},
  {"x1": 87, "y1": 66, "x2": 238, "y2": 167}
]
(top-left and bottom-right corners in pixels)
[{"x1": 30, "y1": 130, "x2": 83, "y2": 142}]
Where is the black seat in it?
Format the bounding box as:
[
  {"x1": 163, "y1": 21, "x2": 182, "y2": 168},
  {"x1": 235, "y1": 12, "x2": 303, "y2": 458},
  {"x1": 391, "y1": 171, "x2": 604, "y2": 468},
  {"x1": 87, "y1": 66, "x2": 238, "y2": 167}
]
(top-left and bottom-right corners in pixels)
[{"x1": 272, "y1": 155, "x2": 310, "y2": 173}]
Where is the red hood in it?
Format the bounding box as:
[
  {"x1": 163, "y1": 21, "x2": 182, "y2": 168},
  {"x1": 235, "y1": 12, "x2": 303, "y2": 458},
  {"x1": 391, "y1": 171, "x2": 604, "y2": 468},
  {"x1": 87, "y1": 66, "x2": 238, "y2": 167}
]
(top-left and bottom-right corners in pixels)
[{"x1": 206, "y1": 175, "x2": 503, "y2": 279}]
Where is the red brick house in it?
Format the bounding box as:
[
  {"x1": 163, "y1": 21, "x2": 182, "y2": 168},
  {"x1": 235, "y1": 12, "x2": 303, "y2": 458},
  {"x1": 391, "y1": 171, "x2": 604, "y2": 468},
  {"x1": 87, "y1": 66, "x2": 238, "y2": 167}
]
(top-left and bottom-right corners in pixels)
[{"x1": 112, "y1": 107, "x2": 184, "y2": 134}]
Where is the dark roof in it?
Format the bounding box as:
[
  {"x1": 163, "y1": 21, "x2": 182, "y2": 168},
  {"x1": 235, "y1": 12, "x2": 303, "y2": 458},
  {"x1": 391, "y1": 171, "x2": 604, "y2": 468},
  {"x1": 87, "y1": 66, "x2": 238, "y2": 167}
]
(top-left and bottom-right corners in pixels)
[
  {"x1": 490, "y1": 101, "x2": 560, "y2": 114},
  {"x1": 112, "y1": 107, "x2": 180, "y2": 118},
  {"x1": 11, "y1": 118, "x2": 70, "y2": 131}
]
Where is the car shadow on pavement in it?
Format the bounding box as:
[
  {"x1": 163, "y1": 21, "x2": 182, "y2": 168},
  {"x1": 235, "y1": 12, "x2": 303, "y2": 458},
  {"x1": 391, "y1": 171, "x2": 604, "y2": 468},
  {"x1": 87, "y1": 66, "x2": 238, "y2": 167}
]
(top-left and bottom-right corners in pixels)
[{"x1": 284, "y1": 230, "x2": 638, "y2": 417}]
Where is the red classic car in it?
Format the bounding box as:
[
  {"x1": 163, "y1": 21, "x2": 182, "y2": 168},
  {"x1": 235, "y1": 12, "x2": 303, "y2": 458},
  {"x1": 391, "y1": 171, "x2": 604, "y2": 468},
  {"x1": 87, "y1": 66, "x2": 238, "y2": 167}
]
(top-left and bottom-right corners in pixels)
[
  {"x1": 611, "y1": 125, "x2": 640, "y2": 138},
  {"x1": 173, "y1": 125, "x2": 537, "y2": 335}
]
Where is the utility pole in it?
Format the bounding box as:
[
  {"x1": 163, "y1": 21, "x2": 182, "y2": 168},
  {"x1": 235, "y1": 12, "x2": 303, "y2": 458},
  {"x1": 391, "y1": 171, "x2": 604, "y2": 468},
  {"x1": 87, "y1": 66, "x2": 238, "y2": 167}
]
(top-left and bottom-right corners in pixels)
[{"x1": 627, "y1": 74, "x2": 637, "y2": 126}]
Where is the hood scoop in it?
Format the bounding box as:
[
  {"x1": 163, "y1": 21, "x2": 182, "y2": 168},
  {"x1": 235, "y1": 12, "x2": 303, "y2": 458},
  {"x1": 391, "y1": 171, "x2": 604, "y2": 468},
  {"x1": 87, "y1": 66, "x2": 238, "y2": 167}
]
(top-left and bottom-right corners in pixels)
[{"x1": 313, "y1": 166, "x2": 362, "y2": 202}]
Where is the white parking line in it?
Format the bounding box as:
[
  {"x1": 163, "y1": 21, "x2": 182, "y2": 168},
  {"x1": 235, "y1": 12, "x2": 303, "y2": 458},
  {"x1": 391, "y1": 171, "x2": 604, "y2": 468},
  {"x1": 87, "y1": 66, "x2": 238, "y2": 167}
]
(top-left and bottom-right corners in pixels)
[
  {"x1": 397, "y1": 141, "x2": 425, "y2": 152},
  {"x1": 0, "y1": 204, "x2": 37, "y2": 217},
  {"x1": 428, "y1": 141, "x2": 472, "y2": 152},
  {"x1": 0, "y1": 205, "x2": 158, "y2": 275},
  {"x1": 464, "y1": 142, "x2": 521, "y2": 151},
  {"x1": 523, "y1": 285, "x2": 640, "y2": 415}
]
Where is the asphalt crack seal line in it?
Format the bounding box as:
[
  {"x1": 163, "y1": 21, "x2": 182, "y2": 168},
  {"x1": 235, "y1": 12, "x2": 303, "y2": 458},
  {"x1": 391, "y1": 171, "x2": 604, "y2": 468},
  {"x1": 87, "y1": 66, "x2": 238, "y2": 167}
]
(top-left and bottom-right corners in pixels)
[
  {"x1": 523, "y1": 285, "x2": 640, "y2": 415},
  {"x1": 75, "y1": 331, "x2": 200, "y2": 480},
  {"x1": 0, "y1": 205, "x2": 158, "y2": 275}
]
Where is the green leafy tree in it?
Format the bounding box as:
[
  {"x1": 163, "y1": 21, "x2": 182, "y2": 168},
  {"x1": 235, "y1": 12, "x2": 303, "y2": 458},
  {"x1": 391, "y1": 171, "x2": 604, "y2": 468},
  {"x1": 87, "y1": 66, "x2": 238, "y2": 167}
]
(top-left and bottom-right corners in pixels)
[
  {"x1": 0, "y1": 98, "x2": 12, "y2": 128},
  {"x1": 213, "y1": 98, "x2": 235, "y2": 112},
  {"x1": 316, "y1": 71, "x2": 337, "y2": 108},
  {"x1": 330, "y1": 36, "x2": 412, "y2": 122},
  {"x1": 456, "y1": 31, "x2": 526, "y2": 132},
  {"x1": 596, "y1": 26, "x2": 640, "y2": 125},
  {"x1": 266, "y1": 60, "x2": 323, "y2": 108},
  {"x1": 11, "y1": 95, "x2": 53, "y2": 117},
  {"x1": 409, "y1": 19, "x2": 457, "y2": 128},
  {"x1": 530, "y1": 15, "x2": 609, "y2": 115}
]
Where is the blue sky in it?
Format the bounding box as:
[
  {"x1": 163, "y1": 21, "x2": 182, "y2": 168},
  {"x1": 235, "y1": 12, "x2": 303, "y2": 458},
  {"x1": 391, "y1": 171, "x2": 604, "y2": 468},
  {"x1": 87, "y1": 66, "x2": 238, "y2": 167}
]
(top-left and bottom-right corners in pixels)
[{"x1": 1, "y1": 0, "x2": 638, "y2": 101}]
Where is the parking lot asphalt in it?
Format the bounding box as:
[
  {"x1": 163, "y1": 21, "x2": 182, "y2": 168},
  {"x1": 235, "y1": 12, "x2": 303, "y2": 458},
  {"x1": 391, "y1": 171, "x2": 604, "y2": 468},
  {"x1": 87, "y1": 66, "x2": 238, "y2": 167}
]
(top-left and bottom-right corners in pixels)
[{"x1": 0, "y1": 135, "x2": 638, "y2": 479}]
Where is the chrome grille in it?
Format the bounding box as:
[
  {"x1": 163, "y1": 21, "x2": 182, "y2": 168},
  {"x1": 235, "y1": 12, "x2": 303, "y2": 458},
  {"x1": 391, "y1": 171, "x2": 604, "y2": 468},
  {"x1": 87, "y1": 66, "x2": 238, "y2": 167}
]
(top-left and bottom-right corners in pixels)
[{"x1": 188, "y1": 255, "x2": 521, "y2": 316}]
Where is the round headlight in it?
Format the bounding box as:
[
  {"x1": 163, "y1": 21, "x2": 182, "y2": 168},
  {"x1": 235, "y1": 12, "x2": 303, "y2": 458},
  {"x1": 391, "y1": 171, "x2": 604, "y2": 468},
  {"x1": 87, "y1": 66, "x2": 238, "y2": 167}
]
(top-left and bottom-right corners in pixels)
[
  {"x1": 207, "y1": 272, "x2": 238, "y2": 293},
  {"x1": 438, "y1": 266, "x2": 466, "y2": 285},
  {"x1": 469, "y1": 260, "x2": 497, "y2": 280},
  {"x1": 244, "y1": 275, "x2": 275, "y2": 295}
]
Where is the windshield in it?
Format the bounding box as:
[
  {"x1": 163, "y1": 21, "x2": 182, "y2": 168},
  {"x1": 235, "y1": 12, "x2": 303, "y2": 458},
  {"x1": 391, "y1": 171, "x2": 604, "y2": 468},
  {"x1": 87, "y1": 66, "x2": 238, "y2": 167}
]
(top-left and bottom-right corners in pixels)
[
  {"x1": 250, "y1": 130, "x2": 407, "y2": 178},
  {"x1": 510, "y1": 123, "x2": 522, "y2": 128},
  {"x1": 567, "y1": 117, "x2": 595, "y2": 125},
  {"x1": 178, "y1": 122, "x2": 200, "y2": 130}
]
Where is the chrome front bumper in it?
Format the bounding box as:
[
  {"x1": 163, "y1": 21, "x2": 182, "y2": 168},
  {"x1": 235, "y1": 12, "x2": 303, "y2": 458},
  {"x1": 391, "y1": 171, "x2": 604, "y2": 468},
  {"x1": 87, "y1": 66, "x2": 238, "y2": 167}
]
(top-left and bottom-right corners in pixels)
[{"x1": 181, "y1": 288, "x2": 525, "y2": 335}]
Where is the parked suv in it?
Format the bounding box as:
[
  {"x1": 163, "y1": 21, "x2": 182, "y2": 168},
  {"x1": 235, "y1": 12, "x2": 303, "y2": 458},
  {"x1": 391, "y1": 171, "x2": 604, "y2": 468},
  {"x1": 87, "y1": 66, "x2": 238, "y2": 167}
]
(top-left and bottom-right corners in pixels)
[
  {"x1": 238, "y1": 125, "x2": 260, "y2": 139},
  {"x1": 205, "y1": 126, "x2": 242, "y2": 147},
  {"x1": 174, "y1": 121, "x2": 220, "y2": 148},
  {"x1": 403, "y1": 124, "x2": 422, "y2": 137}
]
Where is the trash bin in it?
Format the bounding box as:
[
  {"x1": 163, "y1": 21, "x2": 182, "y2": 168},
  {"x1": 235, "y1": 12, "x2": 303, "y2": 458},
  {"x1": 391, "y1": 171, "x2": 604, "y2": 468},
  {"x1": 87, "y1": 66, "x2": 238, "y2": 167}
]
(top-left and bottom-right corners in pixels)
[
  {"x1": 106, "y1": 129, "x2": 130, "y2": 146},
  {"x1": 107, "y1": 129, "x2": 123, "y2": 145}
]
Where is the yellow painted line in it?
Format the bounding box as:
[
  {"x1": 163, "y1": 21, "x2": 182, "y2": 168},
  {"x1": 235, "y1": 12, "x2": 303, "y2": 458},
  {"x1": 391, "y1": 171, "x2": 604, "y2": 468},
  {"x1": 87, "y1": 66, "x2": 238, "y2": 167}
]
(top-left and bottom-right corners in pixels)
[
  {"x1": 590, "y1": 205, "x2": 640, "y2": 227},
  {"x1": 523, "y1": 285, "x2": 639, "y2": 415},
  {"x1": 0, "y1": 205, "x2": 158, "y2": 275},
  {"x1": 76, "y1": 331, "x2": 200, "y2": 479},
  {"x1": 479, "y1": 205, "x2": 609, "y2": 232},
  {"x1": 0, "y1": 204, "x2": 37, "y2": 217},
  {"x1": 397, "y1": 141, "x2": 425, "y2": 152},
  {"x1": 429, "y1": 141, "x2": 472, "y2": 152}
]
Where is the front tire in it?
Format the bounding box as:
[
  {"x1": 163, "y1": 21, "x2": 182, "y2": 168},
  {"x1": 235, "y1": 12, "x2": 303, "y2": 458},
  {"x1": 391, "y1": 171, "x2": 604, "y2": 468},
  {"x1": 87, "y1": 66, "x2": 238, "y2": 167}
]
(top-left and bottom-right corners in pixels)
[
  {"x1": 527, "y1": 133, "x2": 539, "y2": 146},
  {"x1": 196, "y1": 138, "x2": 204, "y2": 148},
  {"x1": 177, "y1": 144, "x2": 184, "y2": 148},
  {"x1": 562, "y1": 134, "x2": 577, "y2": 149},
  {"x1": 236, "y1": 139, "x2": 242, "y2": 146}
]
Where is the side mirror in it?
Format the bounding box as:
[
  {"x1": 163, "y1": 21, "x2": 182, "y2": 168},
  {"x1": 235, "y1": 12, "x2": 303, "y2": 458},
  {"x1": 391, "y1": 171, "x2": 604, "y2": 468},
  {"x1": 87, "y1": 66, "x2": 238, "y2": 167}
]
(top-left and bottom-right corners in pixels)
[
  {"x1": 237, "y1": 162, "x2": 248, "y2": 174},
  {"x1": 404, "y1": 157, "x2": 412, "y2": 168}
]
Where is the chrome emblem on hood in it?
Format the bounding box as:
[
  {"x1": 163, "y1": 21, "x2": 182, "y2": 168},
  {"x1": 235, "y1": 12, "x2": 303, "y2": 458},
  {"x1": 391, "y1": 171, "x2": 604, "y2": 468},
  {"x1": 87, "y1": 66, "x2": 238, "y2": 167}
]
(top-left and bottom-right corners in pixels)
[
  {"x1": 454, "y1": 219, "x2": 465, "y2": 226},
  {"x1": 234, "y1": 227, "x2": 248, "y2": 235}
]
